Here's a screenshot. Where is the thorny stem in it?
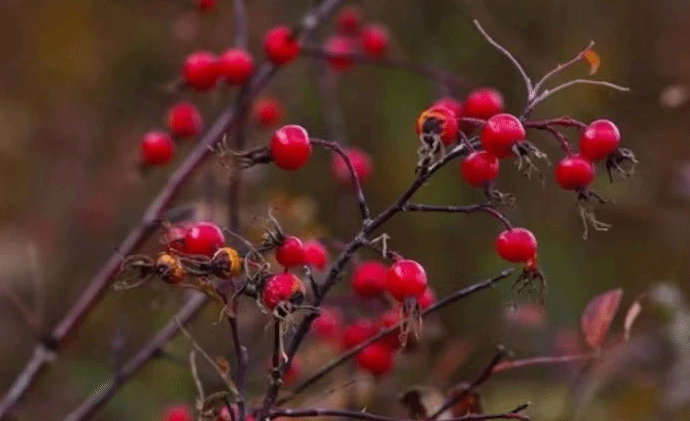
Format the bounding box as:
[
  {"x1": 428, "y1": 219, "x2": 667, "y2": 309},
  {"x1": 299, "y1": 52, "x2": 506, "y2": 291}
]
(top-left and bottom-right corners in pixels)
[{"x1": 270, "y1": 406, "x2": 530, "y2": 421}]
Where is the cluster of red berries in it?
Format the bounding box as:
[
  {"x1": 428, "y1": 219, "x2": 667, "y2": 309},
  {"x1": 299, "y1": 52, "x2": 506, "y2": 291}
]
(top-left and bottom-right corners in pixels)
[{"x1": 323, "y1": 7, "x2": 391, "y2": 71}]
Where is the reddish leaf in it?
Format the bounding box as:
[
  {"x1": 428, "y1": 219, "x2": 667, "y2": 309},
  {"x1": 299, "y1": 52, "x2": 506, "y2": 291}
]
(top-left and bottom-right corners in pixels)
[
  {"x1": 580, "y1": 288, "x2": 623, "y2": 349},
  {"x1": 583, "y1": 48, "x2": 600, "y2": 75}
]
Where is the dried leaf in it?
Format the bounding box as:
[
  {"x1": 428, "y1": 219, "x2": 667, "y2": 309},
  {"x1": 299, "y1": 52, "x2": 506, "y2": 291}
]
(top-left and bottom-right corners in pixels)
[
  {"x1": 398, "y1": 386, "x2": 447, "y2": 419},
  {"x1": 448, "y1": 386, "x2": 482, "y2": 417},
  {"x1": 623, "y1": 294, "x2": 645, "y2": 341},
  {"x1": 583, "y1": 48, "x2": 600, "y2": 75},
  {"x1": 581, "y1": 288, "x2": 623, "y2": 349},
  {"x1": 216, "y1": 356, "x2": 230, "y2": 376}
]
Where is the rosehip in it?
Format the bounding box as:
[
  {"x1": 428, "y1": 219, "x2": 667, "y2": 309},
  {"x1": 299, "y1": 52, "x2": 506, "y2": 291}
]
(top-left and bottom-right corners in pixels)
[
  {"x1": 162, "y1": 404, "x2": 193, "y2": 421},
  {"x1": 165, "y1": 224, "x2": 190, "y2": 253},
  {"x1": 253, "y1": 98, "x2": 284, "y2": 127},
  {"x1": 495, "y1": 228, "x2": 538, "y2": 263},
  {"x1": 275, "y1": 235, "x2": 305, "y2": 268},
  {"x1": 182, "y1": 51, "x2": 218, "y2": 91},
  {"x1": 218, "y1": 49, "x2": 254, "y2": 85},
  {"x1": 336, "y1": 6, "x2": 361, "y2": 34},
  {"x1": 324, "y1": 36, "x2": 354, "y2": 71},
  {"x1": 141, "y1": 131, "x2": 175, "y2": 166},
  {"x1": 433, "y1": 97, "x2": 463, "y2": 118},
  {"x1": 461, "y1": 151, "x2": 500, "y2": 188},
  {"x1": 195, "y1": 0, "x2": 216, "y2": 13},
  {"x1": 480, "y1": 113, "x2": 525, "y2": 158},
  {"x1": 183, "y1": 222, "x2": 225, "y2": 257},
  {"x1": 343, "y1": 319, "x2": 379, "y2": 349},
  {"x1": 262, "y1": 273, "x2": 305, "y2": 311},
  {"x1": 167, "y1": 102, "x2": 203, "y2": 138},
  {"x1": 263, "y1": 26, "x2": 300, "y2": 65},
  {"x1": 356, "y1": 343, "x2": 395, "y2": 376},
  {"x1": 270, "y1": 125, "x2": 311, "y2": 170},
  {"x1": 386, "y1": 259, "x2": 428, "y2": 302},
  {"x1": 416, "y1": 105, "x2": 460, "y2": 146},
  {"x1": 579, "y1": 119, "x2": 620, "y2": 161},
  {"x1": 378, "y1": 309, "x2": 402, "y2": 349},
  {"x1": 361, "y1": 24, "x2": 389, "y2": 58},
  {"x1": 351, "y1": 261, "x2": 388, "y2": 298},
  {"x1": 303, "y1": 239, "x2": 328, "y2": 271},
  {"x1": 417, "y1": 288, "x2": 436, "y2": 310},
  {"x1": 330, "y1": 147, "x2": 373, "y2": 187},
  {"x1": 464, "y1": 88, "x2": 504, "y2": 120},
  {"x1": 555, "y1": 154, "x2": 595, "y2": 191},
  {"x1": 311, "y1": 307, "x2": 343, "y2": 340}
]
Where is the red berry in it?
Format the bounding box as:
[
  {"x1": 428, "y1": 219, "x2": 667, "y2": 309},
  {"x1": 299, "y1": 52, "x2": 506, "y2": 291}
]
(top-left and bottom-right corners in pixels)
[
  {"x1": 336, "y1": 7, "x2": 361, "y2": 35},
  {"x1": 167, "y1": 102, "x2": 203, "y2": 138},
  {"x1": 183, "y1": 222, "x2": 225, "y2": 257},
  {"x1": 480, "y1": 113, "x2": 525, "y2": 159},
  {"x1": 218, "y1": 49, "x2": 255, "y2": 85},
  {"x1": 356, "y1": 343, "x2": 395, "y2": 376},
  {"x1": 275, "y1": 235, "x2": 306, "y2": 268},
  {"x1": 386, "y1": 259, "x2": 428, "y2": 302},
  {"x1": 461, "y1": 151, "x2": 500, "y2": 188},
  {"x1": 495, "y1": 228, "x2": 538, "y2": 263},
  {"x1": 283, "y1": 356, "x2": 300, "y2": 385},
  {"x1": 253, "y1": 98, "x2": 284, "y2": 127},
  {"x1": 162, "y1": 404, "x2": 193, "y2": 421},
  {"x1": 579, "y1": 119, "x2": 620, "y2": 161},
  {"x1": 324, "y1": 36, "x2": 354, "y2": 71},
  {"x1": 263, "y1": 26, "x2": 300, "y2": 65},
  {"x1": 311, "y1": 307, "x2": 343, "y2": 340},
  {"x1": 141, "y1": 131, "x2": 175, "y2": 166},
  {"x1": 270, "y1": 125, "x2": 312, "y2": 170},
  {"x1": 331, "y1": 147, "x2": 373, "y2": 187},
  {"x1": 165, "y1": 223, "x2": 192, "y2": 253},
  {"x1": 417, "y1": 288, "x2": 435, "y2": 310},
  {"x1": 351, "y1": 261, "x2": 388, "y2": 298},
  {"x1": 555, "y1": 154, "x2": 595, "y2": 191},
  {"x1": 361, "y1": 24, "x2": 389, "y2": 58},
  {"x1": 343, "y1": 319, "x2": 379, "y2": 349},
  {"x1": 262, "y1": 273, "x2": 305, "y2": 311},
  {"x1": 182, "y1": 51, "x2": 218, "y2": 91},
  {"x1": 303, "y1": 239, "x2": 328, "y2": 271},
  {"x1": 433, "y1": 97, "x2": 463, "y2": 119},
  {"x1": 464, "y1": 88, "x2": 504, "y2": 120},
  {"x1": 416, "y1": 105, "x2": 460, "y2": 146},
  {"x1": 378, "y1": 309, "x2": 402, "y2": 349},
  {"x1": 195, "y1": 0, "x2": 216, "y2": 13}
]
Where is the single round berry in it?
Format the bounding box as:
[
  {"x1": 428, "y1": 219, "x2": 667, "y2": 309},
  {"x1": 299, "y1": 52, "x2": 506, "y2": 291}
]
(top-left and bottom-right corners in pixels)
[
  {"x1": 464, "y1": 88, "x2": 504, "y2": 120},
  {"x1": 311, "y1": 307, "x2": 343, "y2": 340},
  {"x1": 433, "y1": 97, "x2": 463, "y2": 118},
  {"x1": 356, "y1": 343, "x2": 395, "y2": 376},
  {"x1": 218, "y1": 49, "x2": 255, "y2": 85},
  {"x1": 162, "y1": 404, "x2": 193, "y2": 421},
  {"x1": 263, "y1": 26, "x2": 300, "y2": 65},
  {"x1": 343, "y1": 319, "x2": 379, "y2": 350},
  {"x1": 386, "y1": 259, "x2": 428, "y2": 302},
  {"x1": 331, "y1": 147, "x2": 373, "y2": 187},
  {"x1": 167, "y1": 102, "x2": 203, "y2": 138},
  {"x1": 324, "y1": 36, "x2": 354, "y2": 71},
  {"x1": 555, "y1": 154, "x2": 596, "y2": 191},
  {"x1": 417, "y1": 288, "x2": 435, "y2": 310},
  {"x1": 275, "y1": 235, "x2": 306, "y2": 268},
  {"x1": 416, "y1": 105, "x2": 460, "y2": 147},
  {"x1": 351, "y1": 260, "x2": 388, "y2": 298},
  {"x1": 182, "y1": 51, "x2": 218, "y2": 91},
  {"x1": 165, "y1": 224, "x2": 190, "y2": 253},
  {"x1": 141, "y1": 131, "x2": 175, "y2": 166},
  {"x1": 262, "y1": 273, "x2": 305, "y2": 311},
  {"x1": 361, "y1": 24, "x2": 389, "y2": 58},
  {"x1": 253, "y1": 98, "x2": 284, "y2": 127},
  {"x1": 195, "y1": 0, "x2": 216, "y2": 13},
  {"x1": 336, "y1": 6, "x2": 361, "y2": 35},
  {"x1": 378, "y1": 309, "x2": 402, "y2": 349},
  {"x1": 461, "y1": 151, "x2": 500, "y2": 188},
  {"x1": 183, "y1": 222, "x2": 225, "y2": 257},
  {"x1": 579, "y1": 119, "x2": 620, "y2": 161},
  {"x1": 480, "y1": 113, "x2": 525, "y2": 159},
  {"x1": 495, "y1": 228, "x2": 538, "y2": 263},
  {"x1": 270, "y1": 125, "x2": 312, "y2": 170},
  {"x1": 303, "y1": 239, "x2": 328, "y2": 271}
]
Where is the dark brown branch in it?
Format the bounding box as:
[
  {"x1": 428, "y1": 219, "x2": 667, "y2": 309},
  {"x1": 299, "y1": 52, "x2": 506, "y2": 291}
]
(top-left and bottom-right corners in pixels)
[{"x1": 270, "y1": 405, "x2": 530, "y2": 421}]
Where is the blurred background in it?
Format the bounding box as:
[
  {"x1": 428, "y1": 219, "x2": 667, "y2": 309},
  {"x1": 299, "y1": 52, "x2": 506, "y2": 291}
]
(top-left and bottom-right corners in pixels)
[{"x1": 1, "y1": 0, "x2": 690, "y2": 420}]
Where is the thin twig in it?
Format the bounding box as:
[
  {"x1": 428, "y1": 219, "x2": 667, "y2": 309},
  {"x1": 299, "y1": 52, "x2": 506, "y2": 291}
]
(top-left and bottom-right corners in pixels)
[
  {"x1": 528, "y1": 79, "x2": 630, "y2": 112},
  {"x1": 491, "y1": 352, "x2": 597, "y2": 374},
  {"x1": 270, "y1": 406, "x2": 530, "y2": 421},
  {"x1": 531, "y1": 41, "x2": 595, "y2": 100}
]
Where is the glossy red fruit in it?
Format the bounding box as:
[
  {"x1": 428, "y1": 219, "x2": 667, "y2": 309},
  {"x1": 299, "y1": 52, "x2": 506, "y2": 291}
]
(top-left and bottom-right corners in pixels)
[
  {"x1": 416, "y1": 105, "x2": 460, "y2": 146},
  {"x1": 311, "y1": 307, "x2": 343, "y2": 340},
  {"x1": 264, "y1": 26, "x2": 300, "y2": 65},
  {"x1": 337, "y1": 6, "x2": 361, "y2": 35},
  {"x1": 141, "y1": 131, "x2": 175, "y2": 166},
  {"x1": 262, "y1": 273, "x2": 305, "y2": 311},
  {"x1": 167, "y1": 102, "x2": 203, "y2": 138},
  {"x1": 331, "y1": 147, "x2": 373, "y2": 187},
  {"x1": 555, "y1": 154, "x2": 595, "y2": 191},
  {"x1": 324, "y1": 36, "x2": 353, "y2": 71},
  {"x1": 386, "y1": 259, "x2": 428, "y2": 302},
  {"x1": 275, "y1": 235, "x2": 306, "y2": 268},
  {"x1": 461, "y1": 151, "x2": 500, "y2": 188},
  {"x1": 343, "y1": 319, "x2": 379, "y2": 349},
  {"x1": 182, "y1": 51, "x2": 218, "y2": 91},
  {"x1": 433, "y1": 97, "x2": 463, "y2": 118},
  {"x1": 480, "y1": 113, "x2": 525, "y2": 158},
  {"x1": 165, "y1": 223, "x2": 192, "y2": 253},
  {"x1": 303, "y1": 239, "x2": 328, "y2": 271},
  {"x1": 195, "y1": 0, "x2": 216, "y2": 13},
  {"x1": 356, "y1": 343, "x2": 395, "y2": 376},
  {"x1": 464, "y1": 88, "x2": 504, "y2": 120},
  {"x1": 183, "y1": 222, "x2": 225, "y2": 257},
  {"x1": 270, "y1": 125, "x2": 311, "y2": 170},
  {"x1": 417, "y1": 288, "x2": 435, "y2": 310},
  {"x1": 495, "y1": 228, "x2": 538, "y2": 263},
  {"x1": 378, "y1": 309, "x2": 402, "y2": 349},
  {"x1": 162, "y1": 404, "x2": 193, "y2": 421},
  {"x1": 361, "y1": 24, "x2": 389, "y2": 58},
  {"x1": 218, "y1": 49, "x2": 254, "y2": 85},
  {"x1": 253, "y1": 98, "x2": 284, "y2": 127},
  {"x1": 351, "y1": 261, "x2": 388, "y2": 298},
  {"x1": 579, "y1": 119, "x2": 620, "y2": 161}
]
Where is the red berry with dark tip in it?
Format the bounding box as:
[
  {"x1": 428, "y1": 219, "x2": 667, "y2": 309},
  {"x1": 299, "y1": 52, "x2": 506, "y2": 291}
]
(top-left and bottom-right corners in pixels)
[
  {"x1": 352, "y1": 261, "x2": 388, "y2": 298},
  {"x1": 579, "y1": 119, "x2": 620, "y2": 161},
  {"x1": 270, "y1": 125, "x2": 311, "y2": 170},
  {"x1": 343, "y1": 319, "x2": 379, "y2": 349},
  {"x1": 416, "y1": 105, "x2": 460, "y2": 146},
  {"x1": 183, "y1": 222, "x2": 225, "y2": 257},
  {"x1": 254, "y1": 98, "x2": 284, "y2": 127},
  {"x1": 275, "y1": 235, "x2": 305, "y2": 268},
  {"x1": 264, "y1": 26, "x2": 300, "y2": 65},
  {"x1": 417, "y1": 288, "x2": 436, "y2": 310},
  {"x1": 386, "y1": 259, "x2": 428, "y2": 302},
  {"x1": 162, "y1": 404, "x2": 193, "y2": 421},
  {"x1": 303, "y1": 239, "x2": 328, "y2": 271},
  {"x1": 331, "y1": 147, "x2": 373, "y2": 187},
  {"x1": 324, "y1": 36, "x2": 354, "y2": 71},
  {"x1": 141, "y1": 131, "x2": 175, "y2": 166},
  {"x1": 167, "y1": 102, "x2": 203, "y2": 138},
  {"x1": 361, "y1": 24, "x2": 389, "y2": 58},
  {"x1": 218, "y1": 49, "x2": 254, "y2": 85},
  {"x1": 464, "y1": 88, "x2": 504, "y2": 120},
  {"x1": 480, "y1": 113, "x2": 525, "y2": 159},
  {"x1": 183, "y1": 51, "x2": 218, "y2": 91},
  {"x1": 495, "y1": 228, "x2": 538, "y2": 263},
  {"x1": 356, "y1": 343, "x2": 395, "y2": 376},
  {"x1": 262, "y1": 273, "x2": 305, "y2": 311},
  {"x1": 461, "y1": 151, "x2": 500, "y2": 188},
  {"x1": 555, "y1": 154, "x2": 595, "y2": 191},
  {"x1": 337, "y1": 7, "x2": 361, "y2": 35},
  {"x1": 433, "y1": 97, "x2": 463, "y2": 119}
]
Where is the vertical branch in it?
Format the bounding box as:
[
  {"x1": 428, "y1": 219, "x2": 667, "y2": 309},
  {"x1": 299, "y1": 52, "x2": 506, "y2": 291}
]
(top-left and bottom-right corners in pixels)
[{"x1": 232, "y1": 0, "x2": 249, "y2": 50}]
